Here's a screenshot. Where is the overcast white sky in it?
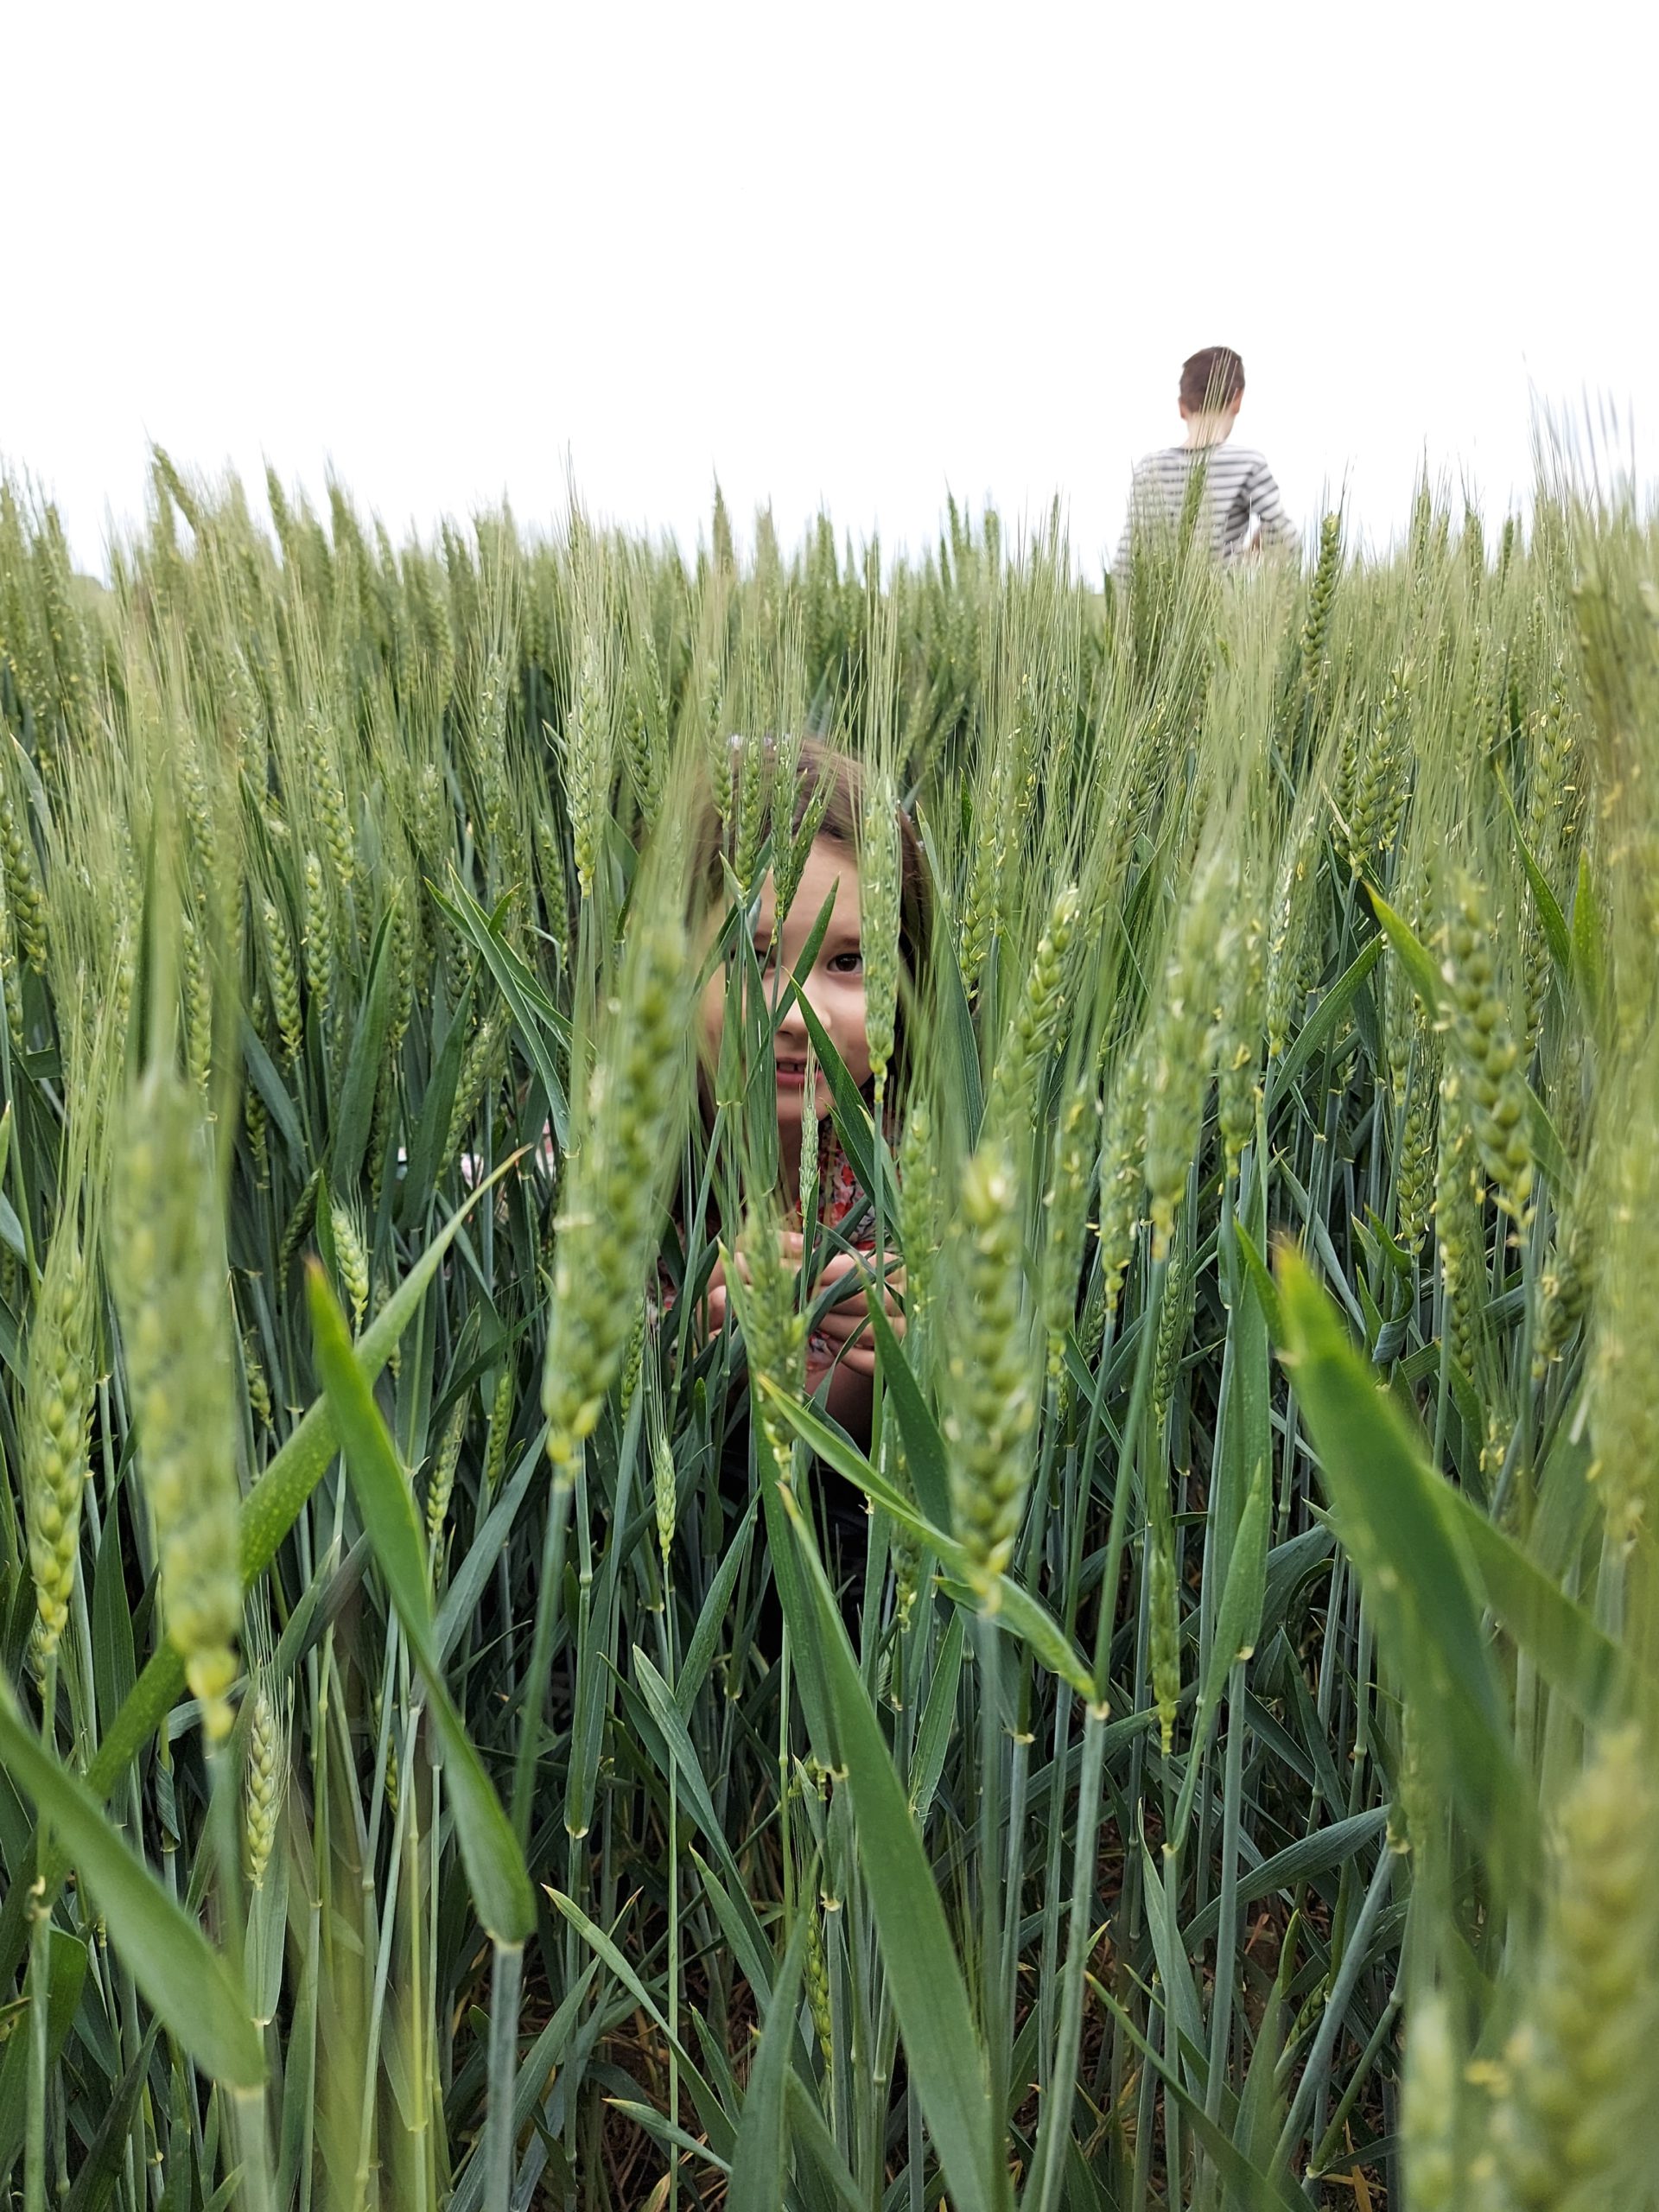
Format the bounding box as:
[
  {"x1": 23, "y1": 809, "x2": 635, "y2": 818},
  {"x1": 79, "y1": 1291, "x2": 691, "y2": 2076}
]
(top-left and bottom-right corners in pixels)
[{"x1": 7, "y1": 0, "x2": 1655, "y2": 576}]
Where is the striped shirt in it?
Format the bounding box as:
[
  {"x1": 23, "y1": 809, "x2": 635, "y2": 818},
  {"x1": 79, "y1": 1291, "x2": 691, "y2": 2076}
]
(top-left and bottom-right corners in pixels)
[{"x1": 1114, "y1": 443, "x2": 1299, "y2": 573}]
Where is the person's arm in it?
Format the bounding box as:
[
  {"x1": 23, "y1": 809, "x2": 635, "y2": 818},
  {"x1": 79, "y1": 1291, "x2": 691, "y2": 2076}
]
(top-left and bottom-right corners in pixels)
[{"x1": 1247, "y1": 458, "x2": 1300, "y2": 556}]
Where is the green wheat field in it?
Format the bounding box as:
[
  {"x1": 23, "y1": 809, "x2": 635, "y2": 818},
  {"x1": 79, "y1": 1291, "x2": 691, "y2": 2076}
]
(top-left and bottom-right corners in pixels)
[{"x1": 0, "y1": 451, "x2": 1656, "y2": 2211}]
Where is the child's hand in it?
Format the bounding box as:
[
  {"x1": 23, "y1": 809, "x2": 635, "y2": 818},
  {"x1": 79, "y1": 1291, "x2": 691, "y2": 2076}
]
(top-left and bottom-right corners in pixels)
[
  {"x1": 699, "y1": 1234, "x2": 906, "y2": 1390},
  {"x1": 696, "y1": 1251, "x2": 737, "y2": 1342},
  {"x1": 795, "y1": 1237, "x2": 906, "y2": 1382}
]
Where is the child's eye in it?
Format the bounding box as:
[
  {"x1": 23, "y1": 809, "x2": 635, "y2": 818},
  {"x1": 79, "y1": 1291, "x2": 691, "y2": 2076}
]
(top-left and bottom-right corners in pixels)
[
  {"x1": 828, "y1": 950, "x2": 864, "y2": 976},
  {"x1": 753, "y1": 942, "x2": 776, "y2": 969}
]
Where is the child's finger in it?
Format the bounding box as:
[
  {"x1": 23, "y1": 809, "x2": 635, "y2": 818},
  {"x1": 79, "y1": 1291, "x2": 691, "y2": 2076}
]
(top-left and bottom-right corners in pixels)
[
  {"x1": 817, "y1": 1249, "x2": 902, "y2": 1284},
  {"x1": 812, "y1": 1253, "x2": 874, "y2": 1306}
]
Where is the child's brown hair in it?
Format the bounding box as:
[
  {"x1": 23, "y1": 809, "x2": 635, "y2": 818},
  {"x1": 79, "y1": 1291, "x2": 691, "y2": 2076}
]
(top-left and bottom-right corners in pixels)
[{"x1": 1179, "y1": 345, "x2": 1245, "y2": 415}]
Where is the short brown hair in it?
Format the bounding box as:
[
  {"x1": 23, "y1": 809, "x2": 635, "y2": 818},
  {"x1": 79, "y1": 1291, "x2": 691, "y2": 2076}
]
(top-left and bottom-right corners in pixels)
[{"x1": 1179, "y1": 346, "x2": 1245, "y2": 415}]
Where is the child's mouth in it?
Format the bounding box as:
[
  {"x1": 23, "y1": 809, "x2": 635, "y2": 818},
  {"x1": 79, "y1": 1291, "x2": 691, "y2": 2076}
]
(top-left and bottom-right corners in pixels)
[{"x1": 775, "y1": 1058, "x2": 808, "y2": 1090}]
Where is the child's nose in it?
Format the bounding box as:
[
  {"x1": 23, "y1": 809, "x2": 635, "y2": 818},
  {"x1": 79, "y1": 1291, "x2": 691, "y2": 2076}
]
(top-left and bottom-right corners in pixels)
[{"x1": 772, "y1": 980, "x2": 810, "y2": 1039}]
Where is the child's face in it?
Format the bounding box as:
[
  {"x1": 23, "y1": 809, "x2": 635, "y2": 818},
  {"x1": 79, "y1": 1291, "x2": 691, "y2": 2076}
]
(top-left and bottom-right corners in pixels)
[{"x1": 702, "y1": 833, "x2": 871, "y2": 1134}]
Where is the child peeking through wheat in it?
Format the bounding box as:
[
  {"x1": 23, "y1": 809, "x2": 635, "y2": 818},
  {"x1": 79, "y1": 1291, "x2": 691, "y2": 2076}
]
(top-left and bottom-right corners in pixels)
[{"x1": 681, "y1": 737, "x2": 931, "y2": 1446}]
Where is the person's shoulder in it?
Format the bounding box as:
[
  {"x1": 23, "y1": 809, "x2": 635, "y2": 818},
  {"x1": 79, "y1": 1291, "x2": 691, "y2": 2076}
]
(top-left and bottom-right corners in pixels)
[{"x1": 1225, "y1": 447, "x2": 1273, "y2": 471}]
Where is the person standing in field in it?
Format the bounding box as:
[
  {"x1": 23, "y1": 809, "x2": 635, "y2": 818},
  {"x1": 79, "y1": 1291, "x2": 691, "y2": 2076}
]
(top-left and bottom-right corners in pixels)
[{"x1": 1114, "y1": 346, "x2": 1299, "y2": 574}]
